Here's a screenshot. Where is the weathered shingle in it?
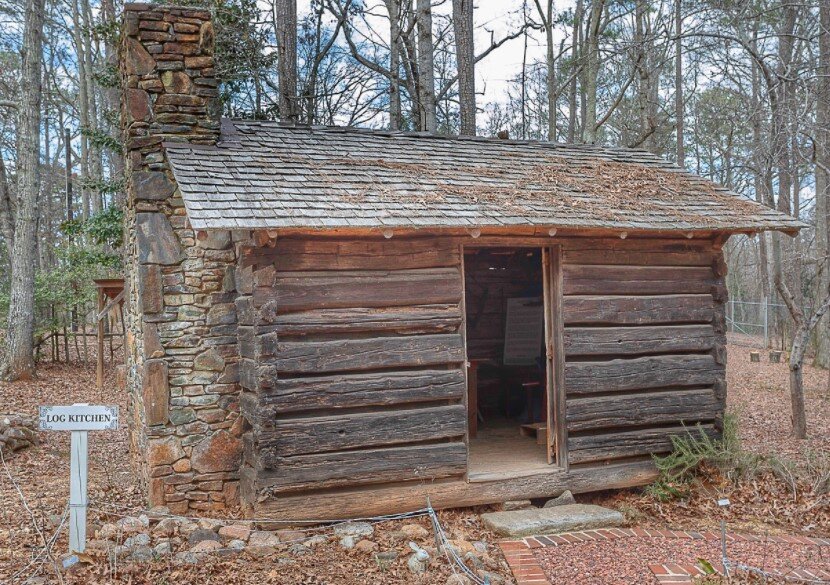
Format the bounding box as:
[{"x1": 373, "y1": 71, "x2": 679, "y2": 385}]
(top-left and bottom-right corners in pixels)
[{"x1": 165, "y1": 120, "x2": 804, "y2": 233}]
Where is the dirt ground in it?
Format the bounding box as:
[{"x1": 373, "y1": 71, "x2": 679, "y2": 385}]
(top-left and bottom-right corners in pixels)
[
  {"x1": 1, "y1": 343, "x2": 828, "y2": 584},
  {"x1": 589, "y1": 344, "x2": 830, "y2": 541},
  {"x1": 0, "y1": 358, "x2": 514, "y2": 584}
]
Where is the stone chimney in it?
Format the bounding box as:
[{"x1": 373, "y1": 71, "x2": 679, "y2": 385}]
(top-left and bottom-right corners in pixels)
[
  {"x1": 121, "y1": 4, "x2": 242, "y2": 514},
  {"x1": 122, "y1": 3, "x2": 219, "y2": 159}
]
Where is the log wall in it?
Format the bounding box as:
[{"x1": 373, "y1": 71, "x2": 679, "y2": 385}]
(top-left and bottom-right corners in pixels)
[
  {"x1": 237, "y1": 233, "x2": 728, "y2": 514},
  {"x1": 560, "y1": 237, "x2": 727, "y2": 465},
  {"x1": 238, "y1": 237, "x2": 467, "y2": 502}
]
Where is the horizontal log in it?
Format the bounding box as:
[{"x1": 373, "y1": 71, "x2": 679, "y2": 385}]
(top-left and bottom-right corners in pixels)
[
  {"x1": 568, "y1": 424, "x2": 717, "y2": 464},
  {"x1": 246, "y1": 443, "x2": 467, "y2": 492},
  {"x1": 257, "y1": 404, "x2": 466, "y2": 456},
  {"x1": 246, "y1": 237, "x2": 460, "y2": 271},
  {"x1": 254, "y1": 267, "x2": 462, "y2": 313},
  {"x1": 563, "y1": 265, "x2": 714, "y2": 295},
  {"x1": 563, "y1": 295, "x2": 714, "y2": 325},
  {"x1": 562, "y1": 238, "x2": 716, "y2": 266},
  {"x1": 566, "y1": 388, "x2": 720, "y2": 432},
  {"x1": 262, "y1": 333, "x2": 464, "y2": 374},
  {"x1": 242, "y1": 460, "x2": 659, "y2": 520},
  {"x1": 566, "y1": 354, "x2": 720, "y2": 395},
  {"x1": 265, "y1": 304, "x2": 462, "y2": 336},
  {"x1": 564, "y1": 325, "x2": 715, "y2": 357},
  {"x1": 243, "y1": 368, "x2": 466, "y2": 414}
]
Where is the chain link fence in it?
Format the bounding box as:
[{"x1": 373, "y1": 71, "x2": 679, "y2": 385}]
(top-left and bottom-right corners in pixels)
[{"x1": 726, "y1": 298, "x2": 796, "y2": 351}]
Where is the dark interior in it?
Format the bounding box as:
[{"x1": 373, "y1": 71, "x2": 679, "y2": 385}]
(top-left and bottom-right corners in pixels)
[{"x1": 464, "y1": 247, "x2": 550, "y2": 475}]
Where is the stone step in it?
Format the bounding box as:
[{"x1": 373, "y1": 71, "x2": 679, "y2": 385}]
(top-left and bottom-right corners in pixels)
[{"x1": 480, "y1": 504, "x2": 624, "y2": 538}]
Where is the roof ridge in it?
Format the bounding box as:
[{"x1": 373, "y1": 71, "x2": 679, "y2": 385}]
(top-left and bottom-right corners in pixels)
[{"x1": 222, "y1": 118, "x2": 664, "y2": 158}]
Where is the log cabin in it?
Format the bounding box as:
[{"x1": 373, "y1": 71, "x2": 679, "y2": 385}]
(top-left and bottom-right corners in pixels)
[{"x1": 120, "y1": 4, "x2": 803, "y2": 519}]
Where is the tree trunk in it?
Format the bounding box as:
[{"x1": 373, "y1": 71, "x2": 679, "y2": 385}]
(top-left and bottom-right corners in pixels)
[
  {"x1": 384, "y1": 0, "x2": 403, "y2": 130},
  {"x1": 567, "y1": 0, "x2": 582, "y2": 142},
  {"x1": 70, "y1": 0, "x2": 90, "y2": 220},
  {"x1": 0, "y1": 155, "x2": 13, "y2": 257},
  {"x1": 81, "y1": 0, "x2": 102, "y2": 213},
  {"x1": 452, "y1": 0, "x2": 475, "y2": 135},
  {"x1": 582, "y1": 0, "x2": 604, "y2": 144},
  {"x1": 275, "y1": 0, "x2": 298, "y2": 122},
  {"x1": 776, "y1": 276, "x2": 830, "y2": 440},
  {"x1": 416, "y1": 0, "x2": 436, "y2": 132},
  {"x1": 816, "y1": 0, "x2": 830, "y2": 368},
  {"x1": 546, "y1": 0, "x2": 556, "y2": 141},
  {"x1": 3, "y1": 0, "x2": 45, "y2": 381},
  {"x1": 789, "y1": 365, "x2": 806, "y2": 439},
  {"x1": 100, "y1": 0, "x2": 124, "y2": 198},
  {"x1": 674, "y1": 0, "x2": 684, "y2": 164}
]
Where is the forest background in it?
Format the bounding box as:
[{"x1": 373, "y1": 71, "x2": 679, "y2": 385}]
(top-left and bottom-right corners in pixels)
[{"x1": 0, "y1": 0, "x2": 827, "y2": 405}]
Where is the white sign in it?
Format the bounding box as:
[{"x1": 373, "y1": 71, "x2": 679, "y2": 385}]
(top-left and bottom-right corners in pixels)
[
  {"x1": 39, "y1": 404, "x2": 118, "y2": 431},
  {"x1": 38, "y1": 403, "x2": 118, "y2": 554}
]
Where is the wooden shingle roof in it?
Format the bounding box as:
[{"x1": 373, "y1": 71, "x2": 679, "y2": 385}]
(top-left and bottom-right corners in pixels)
[{"x1": 165, "y1": 120, "x2": 804, "y2": 234}]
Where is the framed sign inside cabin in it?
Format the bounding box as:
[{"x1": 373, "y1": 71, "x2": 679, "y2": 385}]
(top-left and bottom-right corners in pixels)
[{"x1": 503, "y1": 297, "x2": 544, "y2": 366}]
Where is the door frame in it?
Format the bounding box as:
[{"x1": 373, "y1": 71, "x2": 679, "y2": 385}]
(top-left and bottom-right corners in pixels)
[
  {"x1": 460, "y1": 243, "x2": 568, "y2": 470},
  {"x1": 542, "y1": 245, "x2": 568, "y2": 469}
]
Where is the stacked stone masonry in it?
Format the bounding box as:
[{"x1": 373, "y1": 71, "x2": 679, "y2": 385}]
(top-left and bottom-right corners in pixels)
[{"x1": 121, "y1": 3, "x2": 244, "y2": 513}]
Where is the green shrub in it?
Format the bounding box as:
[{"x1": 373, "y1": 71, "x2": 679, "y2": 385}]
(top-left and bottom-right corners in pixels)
[{"x1": 646, "y1": 414, "x2": 760, "y2": 501}]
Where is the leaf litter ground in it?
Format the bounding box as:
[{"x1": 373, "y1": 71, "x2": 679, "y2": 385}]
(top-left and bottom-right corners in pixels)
[{"x1": 1, "y1": 343, "x2": 828, "y2": 584}]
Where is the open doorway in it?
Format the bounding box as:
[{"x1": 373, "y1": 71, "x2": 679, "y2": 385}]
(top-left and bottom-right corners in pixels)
[{"x1": 463, "y1": 247, "x2": 556, "y2": 480}]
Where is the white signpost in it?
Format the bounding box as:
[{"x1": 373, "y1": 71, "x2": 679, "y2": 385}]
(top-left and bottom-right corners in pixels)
[{"x1": 39, "y1": 404, "x2": 118, "y2": 554}]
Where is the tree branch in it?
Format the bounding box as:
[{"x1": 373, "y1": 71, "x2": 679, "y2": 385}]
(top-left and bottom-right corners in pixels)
[{"x1": 436, "y1": 24, "x2": 531, "y2": 101}]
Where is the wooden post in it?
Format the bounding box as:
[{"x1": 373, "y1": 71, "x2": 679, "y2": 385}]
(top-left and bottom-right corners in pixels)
[
  {"x1": 82, "y1": 312, "x2": 89, "y2": 363},
  {"x1": 96, "y1": 289, "x2": 105, "y2": 390},
  {"x1": 543, "y1": 245, "x2": 567, "y2": 469},
  {"x1": 69, "y1": 429, "x2": 88, "y2": 553}
]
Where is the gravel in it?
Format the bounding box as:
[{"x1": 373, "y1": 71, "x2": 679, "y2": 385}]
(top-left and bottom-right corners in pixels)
[{"x1": 534, "y1": 536, "x2": 830, "y2": 585}]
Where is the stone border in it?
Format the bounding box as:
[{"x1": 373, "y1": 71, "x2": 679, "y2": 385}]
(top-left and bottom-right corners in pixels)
[{"x1": 498, "y1": 528, "x2": 830, "y2": 585}]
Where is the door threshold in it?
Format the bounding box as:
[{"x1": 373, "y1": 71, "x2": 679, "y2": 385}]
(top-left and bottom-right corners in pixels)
[{"x1": 467, "y1": 465, "x2": 563, "y2": 484}]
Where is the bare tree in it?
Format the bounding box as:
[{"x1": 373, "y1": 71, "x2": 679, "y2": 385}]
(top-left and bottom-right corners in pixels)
[
  {"x1": 776, "y1": 274, "x2": 830, "y2": 439},
  {"x1": 533, "y1": 0, "x2": 557, "y2": 141},
  {"x1": 3, "y1": 0, "x2": 45, "y2": 380},
  {"x1": 452, "y1": 0, "x2": 475, "y2": 135},
  {"x1": 416, "y1": 0, "x2": 437, "y2": 132},
  {"x1": 674, "y1": 0, "x2": 683, "y2": 164},
  {"x1": 386, "y1": 0, "x2": 403, "y2": 130},
  {"x1": 276, "y1": 0, "x2": 298, "y2": 122},
  {"x1": 815, "y1": 0, "x2": 830, "y2": 369},
  {"x1": 582, "y1": 0, "x2": 605, "y2": 144}
]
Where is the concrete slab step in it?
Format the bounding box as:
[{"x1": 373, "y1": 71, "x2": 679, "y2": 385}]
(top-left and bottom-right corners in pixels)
[{"x1": 480, "y1": 504, "x2": 624, "y2": 538}]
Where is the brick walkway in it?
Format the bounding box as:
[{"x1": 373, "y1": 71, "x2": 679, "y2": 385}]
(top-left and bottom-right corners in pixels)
[{"x1": 498, "y1": 528, "x2": 830, "y2": 585}]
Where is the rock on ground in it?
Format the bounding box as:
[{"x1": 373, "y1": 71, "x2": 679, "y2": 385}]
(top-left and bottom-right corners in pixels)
[
  {"x1": 248, "y1": 530, "x2": 280, "y2": 547},
  {"x1": 500, "y1": 500, "x2": 533, "y2": 511},
  {"x1": 407, "y1": 553, "x2": 428, "y2": 574},
  {"x1": 543, "y1": 490, "x2": 576, "y2": 508},
  {"x1": 0, "y1": 414, "x2": 38, "y2": 454},
  {"x1": 400, "y1": 523, "x2": 430, "y2": 539},
  {"x1": 480, "y1": 504, "x2": 624, "y2": 537},
  {"x1": 188, "y1": 528, "x2": 221, "y2": 545},
  {"x1": 333, "y1": 521, "x2": 374, "y2": 538},
  {"x1": 190, "y1": 540, "x2": 223, "y2": 553}
]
